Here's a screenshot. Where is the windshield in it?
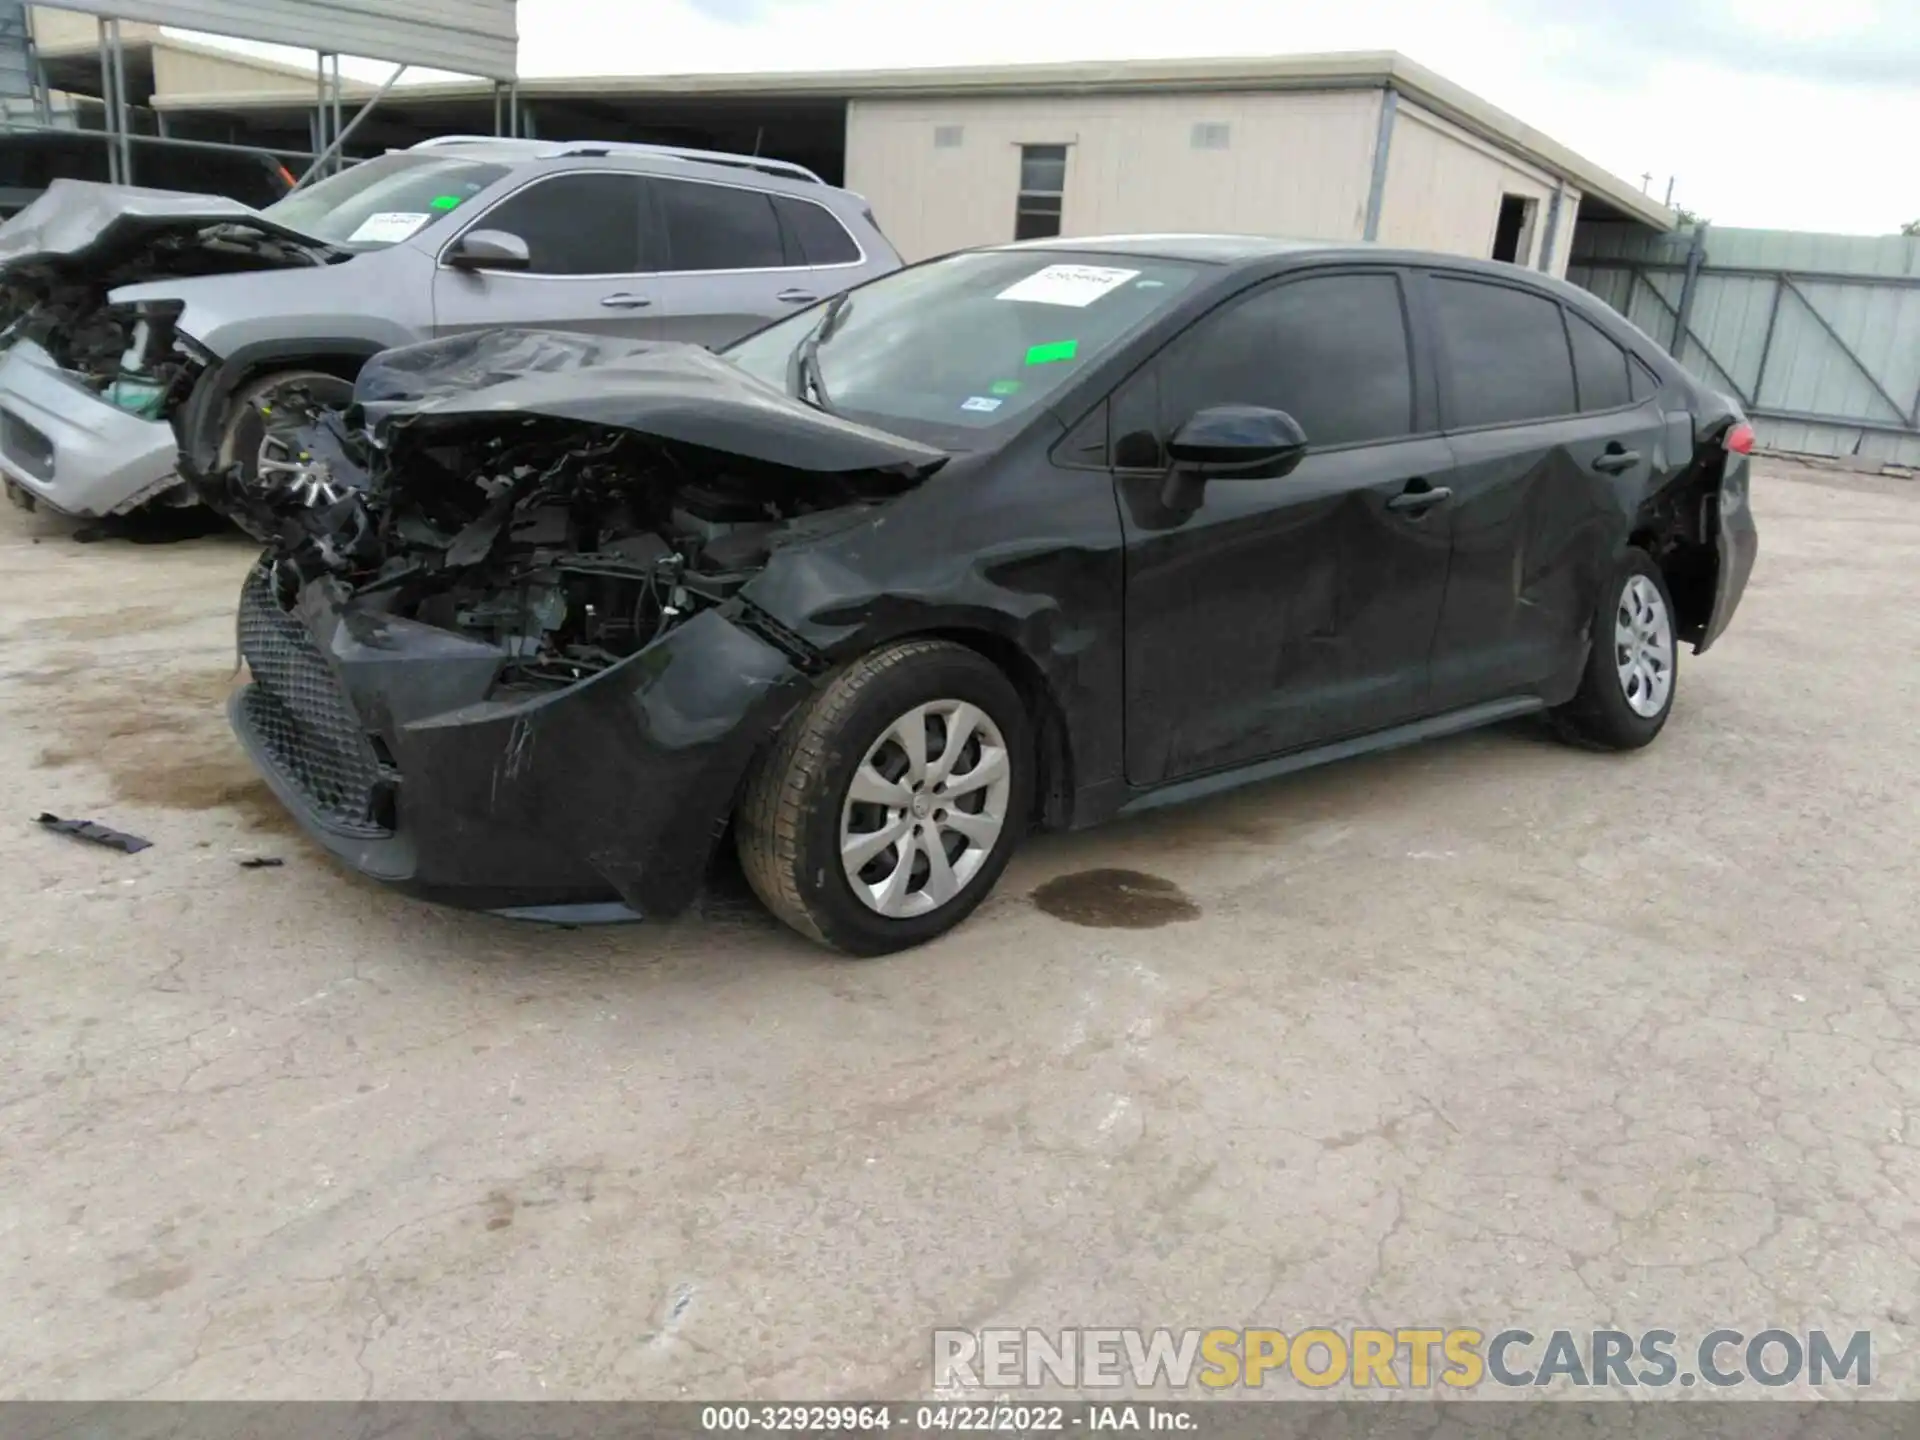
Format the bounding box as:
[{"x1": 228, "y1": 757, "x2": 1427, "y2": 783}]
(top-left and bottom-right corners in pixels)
[
  {"x1": 261, "y1": 152, "x2": 509, "y2": 247},
  {"x1": 724, "y1": 249, "x2": 1204, "y2": 447}
]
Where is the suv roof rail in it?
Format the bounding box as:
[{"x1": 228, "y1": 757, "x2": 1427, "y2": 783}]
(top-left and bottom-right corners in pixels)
[
  {"x1": 548, "y1": 140, "x2": 824, "y2": 184},
  {"x1": 409, "y1": 135, "x2": 533, "y2": 149}
]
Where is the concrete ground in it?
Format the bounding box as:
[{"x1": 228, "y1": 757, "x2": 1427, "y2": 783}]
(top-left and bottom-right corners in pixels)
[{"x1": 0, "y1": 459, "x2": 1915, "y2": 1401}]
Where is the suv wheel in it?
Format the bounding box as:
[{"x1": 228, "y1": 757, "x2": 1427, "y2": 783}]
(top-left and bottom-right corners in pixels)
[
  {"x1": 736, "y1": 640, "x2": 1032, "y2": 956},
  {"x1": 217, "y1": 369, "x2": 357, "y2": 508}
]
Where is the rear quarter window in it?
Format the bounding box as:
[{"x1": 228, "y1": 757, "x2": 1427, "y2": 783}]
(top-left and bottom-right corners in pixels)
[{"x1": 773, "y1": 195, "x2": 861, "y2": 266}]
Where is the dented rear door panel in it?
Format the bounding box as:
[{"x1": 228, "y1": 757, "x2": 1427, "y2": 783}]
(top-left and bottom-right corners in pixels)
[{"x1": 1425, "y1": 402, "x2": 1670, "y2": 711}]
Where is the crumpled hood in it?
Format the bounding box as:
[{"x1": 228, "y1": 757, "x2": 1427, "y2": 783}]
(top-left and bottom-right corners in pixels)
[
  {"x1": 355, "y1": 327, "x2": 949, "y2": 479},
  {"x1": 0, "y1": 178, "x2": 338, "y2": 277}
]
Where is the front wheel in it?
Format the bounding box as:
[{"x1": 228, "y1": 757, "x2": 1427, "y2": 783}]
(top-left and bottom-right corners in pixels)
[
  {"x1": 736, "y1": 639, "x2": 1033, "y2": 956},
  {"x1": 1550, "y1": 549, "x2": 1679, "y2": 750}
]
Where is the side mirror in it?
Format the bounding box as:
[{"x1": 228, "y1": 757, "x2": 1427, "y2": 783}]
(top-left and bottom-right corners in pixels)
[
  {"x1": 1166, "y1": 405, "x2": 1309, "y2": 479},
  {"x1": 447, "y1": 229, "x2": 531, "y2": 272}
]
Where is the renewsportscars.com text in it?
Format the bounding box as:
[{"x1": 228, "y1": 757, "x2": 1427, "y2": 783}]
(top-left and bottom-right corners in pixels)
[{"x1": 933, "y1": 1327, "x2": 1873, "y2": 1390}]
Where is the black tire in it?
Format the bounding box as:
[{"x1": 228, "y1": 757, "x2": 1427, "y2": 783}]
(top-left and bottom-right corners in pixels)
[
  {"x1": 736, "y1": 639, "x2": 1033, "y2": 956},
  {"x1": 1549, "y1": 548, "x2": 1679, "y2": 751}
]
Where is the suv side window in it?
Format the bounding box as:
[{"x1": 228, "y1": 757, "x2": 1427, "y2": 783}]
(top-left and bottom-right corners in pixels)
[
  {"x1": 1565, "y1": 307, "x2": 1633, "y2": 412},
  {"x1": 465, "y1": 173, "x2": 645, "y2": 275},
  {"x1": 654, "y1": 178, "x2": 787, "y2": 272},
  {"x1": 1113, "y1": 272, "x2": 1415, "y2": 466},
  {"x1": 1429, "y1": 274, "x2": 1577, "y2": 428},
  {"x1": 772, "y1": 194, "x2": 861, "y2": 266}
]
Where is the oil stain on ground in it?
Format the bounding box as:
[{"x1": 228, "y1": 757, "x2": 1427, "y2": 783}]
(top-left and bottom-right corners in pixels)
[
  {"x1": 33, "y1": 666, "x2": 295, "y2": 833},
  {"x1": 1031, "y1": 868, "x2": 1201, "y2": 929}
]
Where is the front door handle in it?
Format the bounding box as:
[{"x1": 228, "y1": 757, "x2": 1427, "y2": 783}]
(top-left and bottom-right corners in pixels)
[
  {"x1": 776, "y1": 288, "x2": 819, "y2": 304},
  {"x1": 600, "y1": 292, "x2": 652, "y2": 309},
  {"x1": 1386, "y1": 483, "x2": 1453, "y2": 514},
  {"x1": 1592, "y1": 449, "x2": 1641, "y2": 474}
]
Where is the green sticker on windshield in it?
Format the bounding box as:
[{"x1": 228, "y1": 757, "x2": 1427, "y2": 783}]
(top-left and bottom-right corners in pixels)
[
  {"x1": 430, "y1": 194, "x2": 464, "y2": 210},
  {"x1": 989, "y1": 379, "x2": 1022, "y2": 396},
  {"x1": 1025, "y1": 339, "x2": 1078, "y2": 366}
]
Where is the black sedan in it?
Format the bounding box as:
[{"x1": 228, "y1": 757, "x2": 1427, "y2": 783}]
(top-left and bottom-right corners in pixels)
[{"x1": 227, "y1": 235, "x2": 1758, "y2": 955}]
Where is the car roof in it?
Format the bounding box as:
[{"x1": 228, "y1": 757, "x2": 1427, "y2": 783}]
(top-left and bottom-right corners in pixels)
[
  {"x1": 401, "y1": 137, "x2": 830, "y2": 191},
  {"x1": 990, "y1": 233, "x2": 1343, "y2": 264}
]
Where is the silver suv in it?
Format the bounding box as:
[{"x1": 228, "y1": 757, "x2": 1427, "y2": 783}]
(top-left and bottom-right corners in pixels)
[{"x1": 0, "y1": 137, "x2": 900, "y2": 519}]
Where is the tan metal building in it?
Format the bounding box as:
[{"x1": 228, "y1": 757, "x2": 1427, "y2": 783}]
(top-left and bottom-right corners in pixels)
[{"x1": 16, "y1": 25, "x2": 1676, "y2": 268}]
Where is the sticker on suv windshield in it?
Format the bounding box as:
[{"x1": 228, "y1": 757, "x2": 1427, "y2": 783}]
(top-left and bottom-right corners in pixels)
[
  {"x1": 961, "y1": 396, "x2": 1004, "y2": 413},
  {"x1": 995, "y1": 264, "x2": 1141, "y2": 307},
  {"x1": 347, "y1": 212, "x2": 433, "y2": 244},
  {"x1": 1024, "y1": 340, "x2": 1078, "y2": 366}
]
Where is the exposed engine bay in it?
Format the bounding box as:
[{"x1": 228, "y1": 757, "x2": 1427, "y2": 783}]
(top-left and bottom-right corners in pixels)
[
  {"x1": 250, "y1": 328, "x2": 950, "y2": 689},
  {"x1": 0, "y1": 182, "x2": 340, "y2": 467}
]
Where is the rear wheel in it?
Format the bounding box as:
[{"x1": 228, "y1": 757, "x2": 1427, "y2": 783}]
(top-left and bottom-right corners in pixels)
[
  {"x1": 736, "y1": 639, "x2": 1032, "y2": 956},
  {"x1": 1550, "y1": 549, "x2": 1678, "y2": 750}
]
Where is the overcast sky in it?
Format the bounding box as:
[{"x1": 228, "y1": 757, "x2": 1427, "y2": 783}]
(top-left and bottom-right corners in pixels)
[{"x1": 193, "y1": 0, "x2": 1919, "y2": 234}]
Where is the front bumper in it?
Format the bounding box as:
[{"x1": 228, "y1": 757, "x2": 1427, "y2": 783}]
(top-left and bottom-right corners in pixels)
[
  {"x1": 0, "y1": 338, "x2": 180, "y2": 516},
  {"x1": 227, "y1": 566, "x2": 814, "y2": 919}
]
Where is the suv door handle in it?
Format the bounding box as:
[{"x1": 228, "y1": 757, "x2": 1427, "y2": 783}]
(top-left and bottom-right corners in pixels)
[
  {"x1": 776, "y1": 288, "x2": 818, "y2": 304},
  {"x1": 1386, "y1": 483, "x2": 1453, "y2": 514},
  {"x1": 600, "y1": 293, "x2": 651, "y2": 309},
  {"x1": 1592, "y1": 449, "x2": 1641, "y2": 474}
]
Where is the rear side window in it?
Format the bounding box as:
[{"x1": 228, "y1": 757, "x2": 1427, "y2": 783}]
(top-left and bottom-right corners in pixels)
[
  {"x1": 1566, "y1": 307, "x2": 1633, "y2": 412},
  {"x1": 772, "y1": 195, "x2": 861, "y2": 266},
  {"x1": 1430, "y1": 275, "x2": 1577, "y2": 428},
  {"x1": 654, "y1": 178, "x2": 786, "y2": 271},
  {"x1": 472, "y1": 173, "x2": 643, "y2": 274},
  {"x1": 1132, "y1": 272, "x2": 1415, "y2": 458}
]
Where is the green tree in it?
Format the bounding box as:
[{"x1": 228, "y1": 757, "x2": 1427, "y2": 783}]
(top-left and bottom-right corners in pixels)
[{"x1": 1902, "y1": 219, "x2": 1920, "y2": 236}]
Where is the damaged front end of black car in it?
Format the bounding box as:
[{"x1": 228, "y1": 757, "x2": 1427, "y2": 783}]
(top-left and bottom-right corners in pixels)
[{"x1": 230, "y1": 328, "x2": 946, "y2": 923}]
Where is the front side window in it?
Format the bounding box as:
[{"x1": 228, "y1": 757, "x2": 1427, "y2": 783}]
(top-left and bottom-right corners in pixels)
[
  {"x1": 655, "y1": 178, "x2": 786, "y2": 272},
  {"x1": 1429, "y1": 275, "x2": 1577, "y2": 428},
  {"x1": 460, "y1": 172, "x2": 644, "y2": 275},
  {"x1": 1015, "y1": 144, "x2": 1068, "y2": 241},
  {"x1": 1114, "y1": 272, "x2": 1415, "y2": 466},
  {"x1": 724, "y1": 248, "x2": 1203, "y2": 448},
  {"x1": 262, "y1": 151, "x2": 508, "y2": 247}
]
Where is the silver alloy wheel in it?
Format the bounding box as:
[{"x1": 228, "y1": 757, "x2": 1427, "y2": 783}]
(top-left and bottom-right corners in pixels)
[
  {"x1": 839, "y1": 699, "x2": 1012, "y2": 919},
  {"x1": 255, "y1": 429, "x2": 346, "y2": 508},
  {"x1": 1615, "y1": 573, "x2": 1674, "y2": 718}
]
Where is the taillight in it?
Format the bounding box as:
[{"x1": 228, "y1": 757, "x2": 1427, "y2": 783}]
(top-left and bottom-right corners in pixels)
[{"x1": 1724, "y1": 422, "x2": 1755, "y2": 455}]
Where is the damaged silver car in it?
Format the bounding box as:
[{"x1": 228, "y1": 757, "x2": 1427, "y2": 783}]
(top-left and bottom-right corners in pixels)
[{"x1": 0, "y1": 138, "x2": 898, "y2": 520}]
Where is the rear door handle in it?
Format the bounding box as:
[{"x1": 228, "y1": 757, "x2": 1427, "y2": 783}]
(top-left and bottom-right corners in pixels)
[
  {"x1": 776, "y1": 288, "x2": 819, "y2": 304},
  {"x1": 600, "y1": 293, "x2": 651, "y2": 309},
  {"x1": 1592, "y1": 449, "x2": 1641, "y2": 474},
  {"x1": 1386, "y1": 484, "x2": 1453, "y2": 513}
]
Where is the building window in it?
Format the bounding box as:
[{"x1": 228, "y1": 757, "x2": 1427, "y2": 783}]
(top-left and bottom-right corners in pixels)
[
  {"x1": 933, "y1": 125, "x2": 963, "y2": 149},
  {"x1": 1015, "y1": 143, "x2": 1067, "y2": 241},
  {"x1": 1191, "y1": 122, "x2": 1230, "y2": 151}
]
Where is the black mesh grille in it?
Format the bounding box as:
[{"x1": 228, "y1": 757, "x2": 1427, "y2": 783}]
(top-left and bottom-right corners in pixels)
[{"x1": 236, "y1": 567, "x2": 389, "y2": 836}]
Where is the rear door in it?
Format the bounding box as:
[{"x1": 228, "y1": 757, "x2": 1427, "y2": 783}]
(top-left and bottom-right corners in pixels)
[
  {"x1": 1416, "y1": 271, "x2": 1671, "y2": 711},
  {"x1": 640, "y1": 177, "x2": 827, "y2": 347},
  {"x1": 430, "y1": 171, "x2": 659, "y2": 338},
  {"x1": 1117, "y1": 267, "x2": 1455, "y2": 784}
]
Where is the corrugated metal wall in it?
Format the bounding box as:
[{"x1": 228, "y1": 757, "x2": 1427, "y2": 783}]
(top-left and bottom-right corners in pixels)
[{"x1": 1570, "y1": 225, "x2": 1920, "y2": 467}]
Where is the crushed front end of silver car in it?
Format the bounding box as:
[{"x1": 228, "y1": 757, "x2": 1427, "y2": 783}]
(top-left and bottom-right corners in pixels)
[{"x1": 0, "y1": 180, "x2": 340, "y2": 517}]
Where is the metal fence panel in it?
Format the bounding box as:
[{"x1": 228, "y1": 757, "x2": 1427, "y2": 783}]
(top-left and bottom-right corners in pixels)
[{"x1": 1569, "y1": 224, "x2": 1920, "y2": 468}]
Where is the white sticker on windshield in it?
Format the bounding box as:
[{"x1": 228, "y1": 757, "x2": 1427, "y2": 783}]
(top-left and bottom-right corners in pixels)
[
  {"x1": 347, "y1": 212, "x2": 432, "y2": 244},
  {"x1": 995, "y1": 264, "x2": 1142, "y2": 308},
  {"x1": 961, "y1": 396, "x2": 1003, "y2": 413}
]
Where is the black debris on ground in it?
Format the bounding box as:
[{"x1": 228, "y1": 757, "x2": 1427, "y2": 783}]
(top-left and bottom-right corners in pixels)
[
  {"x1": 35, "y1": 812, "x2": 153, "y2": 854},
  {"x1": 237, "y1": 857, "x2": 285, "y2": 869}
]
